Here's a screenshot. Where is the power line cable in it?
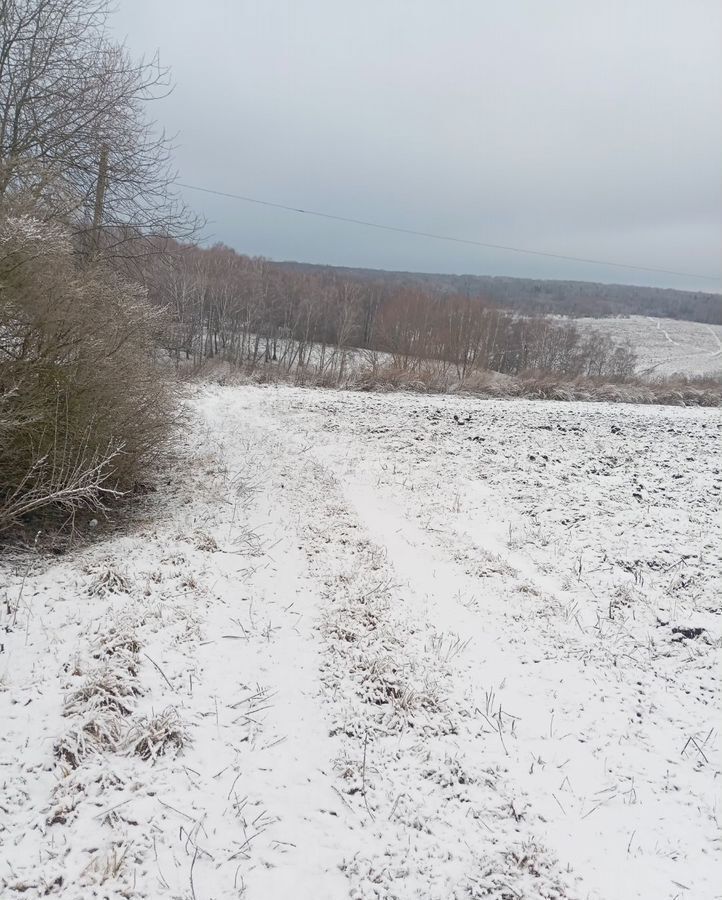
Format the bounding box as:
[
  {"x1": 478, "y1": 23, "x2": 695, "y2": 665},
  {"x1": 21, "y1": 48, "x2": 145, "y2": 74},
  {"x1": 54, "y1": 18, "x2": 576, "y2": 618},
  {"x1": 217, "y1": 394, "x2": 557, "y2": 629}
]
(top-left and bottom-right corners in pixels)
[{"x1": 177, "y1": 181, "x2": 719, "y2": 283}]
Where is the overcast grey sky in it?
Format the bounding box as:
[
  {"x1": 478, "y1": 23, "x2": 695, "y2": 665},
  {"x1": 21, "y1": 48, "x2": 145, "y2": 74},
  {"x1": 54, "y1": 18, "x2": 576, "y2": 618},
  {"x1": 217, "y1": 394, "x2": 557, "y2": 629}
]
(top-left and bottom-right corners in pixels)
[{"x1": 112, "y1": 1, "x2": 721, "y2": 291}]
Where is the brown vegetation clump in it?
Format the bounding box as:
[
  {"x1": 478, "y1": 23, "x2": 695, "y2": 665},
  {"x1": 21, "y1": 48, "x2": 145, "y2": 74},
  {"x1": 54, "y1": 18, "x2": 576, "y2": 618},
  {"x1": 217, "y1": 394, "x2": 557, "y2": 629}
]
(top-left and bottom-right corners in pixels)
[
  {"x1": 184, "y1": 355, "x2": 721, "y2": 408},
  {"x1": 0, "y1": 214, "x2": 175, "y2": 532}
]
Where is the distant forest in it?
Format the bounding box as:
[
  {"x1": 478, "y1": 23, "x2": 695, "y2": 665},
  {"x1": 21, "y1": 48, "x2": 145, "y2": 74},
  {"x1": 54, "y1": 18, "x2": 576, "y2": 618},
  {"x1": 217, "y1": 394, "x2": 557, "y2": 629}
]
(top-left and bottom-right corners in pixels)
[
  {"x1": 278, "y1": 263, "x2": 722, "y2": 324},
  {"x1": 140, "y1": 241, "x2": 636, "y2": 380}
]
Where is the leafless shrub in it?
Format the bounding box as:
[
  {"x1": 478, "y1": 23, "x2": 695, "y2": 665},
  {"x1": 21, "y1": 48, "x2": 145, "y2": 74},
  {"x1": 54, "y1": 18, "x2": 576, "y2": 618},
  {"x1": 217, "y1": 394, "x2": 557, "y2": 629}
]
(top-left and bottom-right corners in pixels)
[
  {"x1": 0, "y1": 214, "x2": 176, "y2": 532},
  {"x1": 0, "y1": 0, "x2": 198, "y2": 256}
]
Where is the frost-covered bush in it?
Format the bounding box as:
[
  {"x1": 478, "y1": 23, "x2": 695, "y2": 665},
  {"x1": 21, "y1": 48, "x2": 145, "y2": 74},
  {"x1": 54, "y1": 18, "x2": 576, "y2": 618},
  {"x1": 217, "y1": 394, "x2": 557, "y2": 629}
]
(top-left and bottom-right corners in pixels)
[{"x1": 0, "y1": 214, "x2": 175, "y2": 531}]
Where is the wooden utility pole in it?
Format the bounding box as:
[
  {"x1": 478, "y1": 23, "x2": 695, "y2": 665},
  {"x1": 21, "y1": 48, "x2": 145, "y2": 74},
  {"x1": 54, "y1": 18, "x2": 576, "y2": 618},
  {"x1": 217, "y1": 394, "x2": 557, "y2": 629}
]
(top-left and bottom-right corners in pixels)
[{"x1": 92, "y1": 144, "x2": 109, "y2": 252}]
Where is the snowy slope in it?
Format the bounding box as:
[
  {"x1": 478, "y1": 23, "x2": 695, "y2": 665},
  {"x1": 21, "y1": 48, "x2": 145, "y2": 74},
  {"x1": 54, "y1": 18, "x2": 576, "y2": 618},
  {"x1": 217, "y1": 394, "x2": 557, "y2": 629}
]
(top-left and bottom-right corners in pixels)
[
  {"x1": 575, "y1": 316, "x2": 722, "y2": 377},
  {"x1": 1, "y1": 385, "x2": 720, "y2": 899}
]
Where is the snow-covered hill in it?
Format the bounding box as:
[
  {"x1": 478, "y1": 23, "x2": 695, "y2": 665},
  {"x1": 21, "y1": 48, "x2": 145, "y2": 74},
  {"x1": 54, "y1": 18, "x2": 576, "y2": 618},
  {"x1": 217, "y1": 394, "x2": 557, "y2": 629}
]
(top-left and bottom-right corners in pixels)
[{"x1": 576, "y1": 316, "x2": 722, "y2": 377}]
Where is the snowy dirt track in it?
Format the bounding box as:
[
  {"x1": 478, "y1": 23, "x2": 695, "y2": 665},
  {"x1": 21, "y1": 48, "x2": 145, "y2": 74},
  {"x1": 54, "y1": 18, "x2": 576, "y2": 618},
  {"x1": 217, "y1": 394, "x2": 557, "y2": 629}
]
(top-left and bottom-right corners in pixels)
[{"x1": 1, "y1": 384, "x2": 720, "y2": 900}]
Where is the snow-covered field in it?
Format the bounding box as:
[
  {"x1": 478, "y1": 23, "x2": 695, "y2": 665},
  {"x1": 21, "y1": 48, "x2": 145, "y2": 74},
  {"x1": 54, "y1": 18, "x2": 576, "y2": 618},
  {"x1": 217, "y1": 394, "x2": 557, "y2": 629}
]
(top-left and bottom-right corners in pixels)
[
  {"x1": 1, "y1": 385, "x2": 720, "y2": 899},
  {"x1": 575, "y1": 316, "x2": 722, "y2": 378}
]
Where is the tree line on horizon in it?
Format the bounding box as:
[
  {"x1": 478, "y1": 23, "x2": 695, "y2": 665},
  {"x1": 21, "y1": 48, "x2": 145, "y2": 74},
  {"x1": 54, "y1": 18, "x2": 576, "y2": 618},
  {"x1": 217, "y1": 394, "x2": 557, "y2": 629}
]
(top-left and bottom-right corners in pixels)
[
  {"x1": 139, "y1": 241, "x2": 638, "y2": 381},
  {"x1": 277, "y1": 263, "x2": 722, "y2": 325}
]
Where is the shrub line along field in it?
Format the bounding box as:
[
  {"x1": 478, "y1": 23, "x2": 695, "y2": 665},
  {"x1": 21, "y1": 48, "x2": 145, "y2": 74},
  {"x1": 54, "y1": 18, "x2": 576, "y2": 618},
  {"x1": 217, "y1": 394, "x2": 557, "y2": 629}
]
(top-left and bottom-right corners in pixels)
[{"x1": 1, "y1": 384, "x2": 719, "y2": 899}]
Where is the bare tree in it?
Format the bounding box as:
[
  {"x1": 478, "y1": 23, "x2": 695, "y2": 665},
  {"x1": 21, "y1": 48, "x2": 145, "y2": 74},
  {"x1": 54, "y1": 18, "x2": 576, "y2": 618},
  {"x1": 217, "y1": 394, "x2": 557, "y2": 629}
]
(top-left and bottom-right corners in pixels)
[
  {"x1": 0, "y1": 0, "x2": 197, "y2": 257},
  {"x1": 138, "y1": 238, "x2": 639, "y2": 384}
]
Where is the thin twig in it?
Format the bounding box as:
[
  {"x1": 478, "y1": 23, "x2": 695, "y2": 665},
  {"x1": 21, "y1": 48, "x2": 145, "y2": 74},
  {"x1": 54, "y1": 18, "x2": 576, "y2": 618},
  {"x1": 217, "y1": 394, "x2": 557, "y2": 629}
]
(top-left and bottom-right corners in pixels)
[
  {"x1": 189, "y1": 846, "x2": 198, "y2": 900},
  {"x1": 143, "y1": 653, "x2": 175, "y2": 691}
]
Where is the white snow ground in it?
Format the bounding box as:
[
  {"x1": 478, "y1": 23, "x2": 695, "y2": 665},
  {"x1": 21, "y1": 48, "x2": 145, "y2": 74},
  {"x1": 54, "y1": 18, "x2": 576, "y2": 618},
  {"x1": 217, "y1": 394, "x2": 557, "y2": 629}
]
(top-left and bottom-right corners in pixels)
[{"x1": 1, "y1": 384, "x2": 720, "y2": 900}]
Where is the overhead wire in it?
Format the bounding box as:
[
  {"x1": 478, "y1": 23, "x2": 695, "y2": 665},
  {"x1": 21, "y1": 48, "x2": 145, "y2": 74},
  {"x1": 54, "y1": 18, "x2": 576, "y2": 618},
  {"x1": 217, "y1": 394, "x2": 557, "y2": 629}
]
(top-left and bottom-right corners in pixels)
[{"x1": 177, "y1": 181, "x2": 719, "y2": 283}]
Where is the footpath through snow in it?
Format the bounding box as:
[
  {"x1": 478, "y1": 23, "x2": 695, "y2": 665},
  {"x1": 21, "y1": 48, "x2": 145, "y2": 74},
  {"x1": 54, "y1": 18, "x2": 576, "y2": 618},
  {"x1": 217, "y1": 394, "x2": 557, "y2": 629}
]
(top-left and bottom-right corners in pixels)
[{"x1": 1, "y1": 384, "x2": 720, "y2": 899}]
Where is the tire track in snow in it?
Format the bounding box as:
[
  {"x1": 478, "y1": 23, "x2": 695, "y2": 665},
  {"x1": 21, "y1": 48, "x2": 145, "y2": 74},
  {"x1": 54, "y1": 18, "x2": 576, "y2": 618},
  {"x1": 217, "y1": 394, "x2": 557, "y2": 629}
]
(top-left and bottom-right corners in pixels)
[
  {"x1": 241, "y1": 392, "x2": 579, "y2": 899},
  {"x1": 1, "y1": 391, "x2": 354, "y2": 900},
  {"x1": 248, "y1": 384, "x2": 720, "y2": 900}
]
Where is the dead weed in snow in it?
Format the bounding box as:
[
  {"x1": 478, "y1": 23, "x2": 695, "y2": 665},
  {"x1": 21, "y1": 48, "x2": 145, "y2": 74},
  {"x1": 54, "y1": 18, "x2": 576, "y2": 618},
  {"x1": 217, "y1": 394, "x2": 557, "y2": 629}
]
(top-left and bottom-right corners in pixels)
[
  {"x1": 85, "y1": 562, "x2": 133, "y2": 597},
  {"x1": 124, "y1": 706, "x2": 187, "y2": 760},
  {"x1": 63, "y1": 666, "x2": 141, "y2": 718},
  {"x1": 54, "y1": 713, "x2": 126, "y2": 769}
]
